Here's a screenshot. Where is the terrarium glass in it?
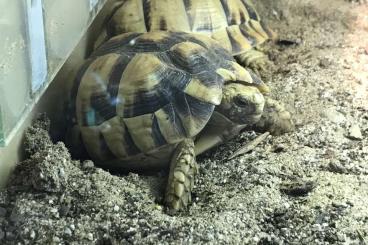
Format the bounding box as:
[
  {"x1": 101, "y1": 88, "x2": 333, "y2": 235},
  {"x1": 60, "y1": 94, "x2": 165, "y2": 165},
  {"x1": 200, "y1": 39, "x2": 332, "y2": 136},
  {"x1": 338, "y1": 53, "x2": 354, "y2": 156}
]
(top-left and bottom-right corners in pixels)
[{"x1": 0, "y1": 0, "x2": 107, "y2": 146}]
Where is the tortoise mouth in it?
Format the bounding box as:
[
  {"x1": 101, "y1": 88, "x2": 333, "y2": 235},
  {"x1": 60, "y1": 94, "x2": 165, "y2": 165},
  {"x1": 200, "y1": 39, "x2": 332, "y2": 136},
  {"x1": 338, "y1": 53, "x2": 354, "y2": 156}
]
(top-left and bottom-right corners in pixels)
[
  {"x1": 240, "y1": 112, "x2": 263, "y2": 125},
  {"x1": 225, "y1": 111, "x2": 263, "y2": 125}
]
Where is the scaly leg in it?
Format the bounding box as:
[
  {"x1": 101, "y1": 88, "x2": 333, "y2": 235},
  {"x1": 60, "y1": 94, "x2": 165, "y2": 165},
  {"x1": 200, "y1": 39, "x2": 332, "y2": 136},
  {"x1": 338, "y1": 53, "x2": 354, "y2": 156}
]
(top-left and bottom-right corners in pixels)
[
  {"x1": 235, "y1": 49, "x2": 269, "y2": 75},
  {"x1": 165, "y1": 139, "x2": 198, "y2": 213},
  {"x1": 254, "y1": 97, "x2": 294, "y2": 136}
]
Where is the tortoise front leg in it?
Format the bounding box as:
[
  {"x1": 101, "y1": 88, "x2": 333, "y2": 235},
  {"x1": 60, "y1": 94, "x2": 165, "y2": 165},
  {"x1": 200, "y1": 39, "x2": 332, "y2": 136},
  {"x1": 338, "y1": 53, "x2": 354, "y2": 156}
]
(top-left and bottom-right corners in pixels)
[
  {"x1": 254, "y1": 97, "x2": 294, "y2": 135},
  {"x1": 165, "y1": 139, "x2": 198, "y2": 212}
]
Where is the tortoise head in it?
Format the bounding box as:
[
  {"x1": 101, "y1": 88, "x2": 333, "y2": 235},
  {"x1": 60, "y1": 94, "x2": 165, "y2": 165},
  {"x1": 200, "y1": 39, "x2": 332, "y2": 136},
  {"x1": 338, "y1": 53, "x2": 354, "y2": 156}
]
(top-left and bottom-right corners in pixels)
[
  {"x1": 215, "y1": 62, "x2": 267, "y2": 125},
  {"x1": 216, "y1": 83, "x2": 265, "y2": 125}
]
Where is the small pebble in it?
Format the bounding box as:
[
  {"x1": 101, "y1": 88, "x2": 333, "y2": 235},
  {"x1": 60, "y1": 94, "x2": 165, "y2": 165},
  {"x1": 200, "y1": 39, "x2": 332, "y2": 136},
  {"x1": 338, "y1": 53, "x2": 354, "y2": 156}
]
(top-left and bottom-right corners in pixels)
[
  {"x1": 283, "y1": 202, "x2": 291, "y2": 209},
  {"x1": 53, "y1": 236, "x2": 61, "y2": 242},
  {"x1": 253, "y1": 236, "x2": 260, "y2": 243},
  {"x1": 337, "y1": 233, "x2": 346, "y2": 242},
  {"x1": 30, "y1": 230, "x2": 36, "y2": 239},
  {"x1": 113, "y1": 205, "x2": 120, "y2": 212},
  {"x1": 82, "y1": 160, "x2": 95, "y2": 169},
  {"x1": 273, "y1": 144, "x2": 286, "y2": 153},
  {"x1": 321, "y1": 108, "x2": 346, "y2": 124},
  {"x1": 319, "y1": 57, "x2": 330, "y2": 68},
  {"x1": 347, "y1": 124, "x2": 363, "y2": 140},
  {"x1": 0, "y1": 207, "x2": 6, "y2": 217},
  {"x1": 327, "y1": 162, "x2": 346, "y2": 174},
  {"x1": 59, "y1": 168, "x2": 66, "y2": 178},
  {"x1": 332, "y1": 202, "x2": 348, "y2": 209},
  {"x1": 0, "y1": 229, "x2": 4, "y2": 240},
  {"x1": 6, "y1": 232, "x2": 15, "y2": 240},
  {"x1": 87, "y1": 233, "x2": 94, "y2": 241},
  {"x1": 9, "y1": 211, "x2": 21, "y2": 223},
  {"x1": 64, "y1": 227, "x2": 72, "y2": 236},
  {"x1": 50, "y1": 208, "x2": 59, "y2": 218}
]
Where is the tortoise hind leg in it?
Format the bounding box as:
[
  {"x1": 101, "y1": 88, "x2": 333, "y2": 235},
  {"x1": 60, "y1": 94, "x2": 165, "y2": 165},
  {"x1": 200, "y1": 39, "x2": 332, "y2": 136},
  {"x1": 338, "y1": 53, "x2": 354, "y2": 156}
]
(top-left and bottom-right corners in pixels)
[
  {"x1": 165, "y1": 139, "x2": 198, "y2": 213},
  {"x1": 235, "y1": 49, "x2": 269, "y2": 75}
]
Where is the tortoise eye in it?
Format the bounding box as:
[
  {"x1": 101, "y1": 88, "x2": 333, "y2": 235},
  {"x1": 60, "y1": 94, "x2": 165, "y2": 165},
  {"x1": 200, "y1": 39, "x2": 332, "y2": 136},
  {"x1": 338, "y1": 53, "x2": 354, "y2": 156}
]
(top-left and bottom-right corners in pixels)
[{"x1": 234, "y1": 96, "x2": 250, "y2": 108}]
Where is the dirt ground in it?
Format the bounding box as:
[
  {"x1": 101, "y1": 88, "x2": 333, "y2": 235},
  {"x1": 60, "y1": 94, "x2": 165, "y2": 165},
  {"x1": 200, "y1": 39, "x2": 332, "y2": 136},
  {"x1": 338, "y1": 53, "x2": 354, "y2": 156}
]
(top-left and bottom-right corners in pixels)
[{"x1": 1, "y1": 0, "x2": 368, "y2": 244}]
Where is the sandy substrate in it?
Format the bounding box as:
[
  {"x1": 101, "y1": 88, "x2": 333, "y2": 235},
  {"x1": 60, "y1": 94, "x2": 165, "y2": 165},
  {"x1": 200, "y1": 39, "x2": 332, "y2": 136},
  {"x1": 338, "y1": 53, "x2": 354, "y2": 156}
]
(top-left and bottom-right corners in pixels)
[{"x1": 1, "y1": 0, "x2": 368, "y2": 244}]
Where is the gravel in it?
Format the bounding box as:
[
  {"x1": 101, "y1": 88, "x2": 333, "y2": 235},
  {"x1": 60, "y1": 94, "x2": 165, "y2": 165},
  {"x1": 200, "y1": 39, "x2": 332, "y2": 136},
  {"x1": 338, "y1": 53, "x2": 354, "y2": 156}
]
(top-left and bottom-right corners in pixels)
[{"x1": 0, "y1": 0, "x2": 367, "y2": 244}]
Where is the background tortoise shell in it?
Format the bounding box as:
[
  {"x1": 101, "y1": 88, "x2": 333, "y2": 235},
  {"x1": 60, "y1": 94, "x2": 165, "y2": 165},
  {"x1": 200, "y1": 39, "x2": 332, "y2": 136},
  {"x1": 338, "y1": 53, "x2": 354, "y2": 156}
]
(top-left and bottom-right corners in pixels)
[
  {"x1": 106, "y1": 0, "x2": 277, "y2": 56},
  {"x1": 71, "y1": 31, "x2": 262, "y2": 168}
]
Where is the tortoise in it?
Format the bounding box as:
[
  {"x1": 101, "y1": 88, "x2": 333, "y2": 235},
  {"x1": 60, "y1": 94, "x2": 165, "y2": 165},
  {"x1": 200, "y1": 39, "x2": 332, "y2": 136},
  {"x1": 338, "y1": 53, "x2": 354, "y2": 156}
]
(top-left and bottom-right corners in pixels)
[
  {"x1": 96, "y1": 0, "x2": 294, "y2": 135},
  {"x1": 95, "y1": 0, "x2": 276, "y2": 72},
  {"x1": 68, "y1": 31, "x2": 268, "y2": 211}
]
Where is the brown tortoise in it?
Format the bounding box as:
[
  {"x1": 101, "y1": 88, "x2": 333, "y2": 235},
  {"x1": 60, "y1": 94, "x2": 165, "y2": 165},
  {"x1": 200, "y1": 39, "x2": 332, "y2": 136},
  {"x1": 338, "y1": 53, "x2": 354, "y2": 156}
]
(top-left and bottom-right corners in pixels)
[
  {"x1": 95, "y1": 0, "x2": 294, "y2": 135},
  {"x1": 69, "y1": 31, "x2": 269, "y2": 211},
  {"x1": 96, "y1": 0, "x2": 277, "y2": 72}
]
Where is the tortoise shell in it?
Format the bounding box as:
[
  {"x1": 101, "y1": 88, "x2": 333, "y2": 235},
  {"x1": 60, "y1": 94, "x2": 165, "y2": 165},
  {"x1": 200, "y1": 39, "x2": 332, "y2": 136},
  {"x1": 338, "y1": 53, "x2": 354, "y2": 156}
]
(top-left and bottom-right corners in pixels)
[
  {"x1": 106, "y1": 0, "x2": 276, "y2": 56},
  {"x1": 70, "y1": 31, "x2": 261, "y2": 168}
]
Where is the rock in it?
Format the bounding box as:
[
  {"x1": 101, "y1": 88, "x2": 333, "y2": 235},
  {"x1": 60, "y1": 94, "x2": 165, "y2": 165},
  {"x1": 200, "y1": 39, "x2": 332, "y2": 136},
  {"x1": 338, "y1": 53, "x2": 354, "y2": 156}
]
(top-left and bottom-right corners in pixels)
[
  {"x1": 6, "y1": 232, "x2": 15, "y2": 241},
  {"x1": 87, "y1": 233, "x2": 94, "y2": 241},
  {"x1": 0, "y1": 207, "x2": 6, "y2": 217},
  {"x1": 252, "y1": 236, "x2": 260, "y2": 243},
  {"x1": 327, "y1": 162, "x2": 347, "y2": 174},
  {"x1": 332, "y1": 202, "x2": 349, "y2": 209},
  {"x1": 59, "y1": 168, "x2": 66, "y2": 178},
  {"x1": 9, "y1": 209, "x2": 21, "y2": 224},
  {"x1": 64, "y1": 227, "x2": 72, "y2": 236},
  {"x1": 30, "y1": 230, "x2": 36, "y2": 239},
  {"x1": 347, "y1": 124, "x2": 363, "y2": 140},
  {"x1": 280, "y1": 180, "x2": 316, "y2": 196},
  {"x1": 82, "y1": 160, "x2": 95, "y2": 170},
  {"x1": 321, "y1": 108, "x2": 346, "y2": 124},
  {"x1": 273, "y1": 144, "x2": 286, "y2": 153},
  {"x1": 319, "y1": 57, "x2": 331, "y2": 68},
  {"x1": 53, "y1": 236, "x2": 61, "y2": 243},
  {"x1": 50, "y1": 208, "x2": 59, "y2": 218}
]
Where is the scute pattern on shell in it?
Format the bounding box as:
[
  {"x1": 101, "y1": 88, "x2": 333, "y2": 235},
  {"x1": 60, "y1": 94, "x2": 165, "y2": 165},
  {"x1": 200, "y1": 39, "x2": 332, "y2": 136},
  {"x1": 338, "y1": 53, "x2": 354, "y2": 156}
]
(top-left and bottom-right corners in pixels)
[
  {"x1": 70, "y1": 32, "x2": 237, "y2": 165},
  {"x1": 106, "y1": 0, "x2": 276, "y2": 55}
]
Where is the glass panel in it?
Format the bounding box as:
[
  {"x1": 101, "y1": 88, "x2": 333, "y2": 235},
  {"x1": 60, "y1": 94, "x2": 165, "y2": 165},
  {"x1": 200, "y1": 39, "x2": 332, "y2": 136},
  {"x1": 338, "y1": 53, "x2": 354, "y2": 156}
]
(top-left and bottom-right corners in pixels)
[
  {"x1": 27, "y1": 0, "x2": 48, "y2": 93},
  {"x1": 0, "y1": 0, "x2": 30, "y2": 146},
  {"x1": 0, "y1": 0, "x2": 108, "y2": 146}
]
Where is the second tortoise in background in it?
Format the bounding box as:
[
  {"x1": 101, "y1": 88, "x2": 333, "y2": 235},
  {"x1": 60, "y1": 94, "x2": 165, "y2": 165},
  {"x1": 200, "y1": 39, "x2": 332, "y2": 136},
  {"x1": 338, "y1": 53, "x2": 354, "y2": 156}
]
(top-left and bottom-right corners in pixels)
[{"x1": 97, "y1": 0, "x2": 277, "y2": 73}]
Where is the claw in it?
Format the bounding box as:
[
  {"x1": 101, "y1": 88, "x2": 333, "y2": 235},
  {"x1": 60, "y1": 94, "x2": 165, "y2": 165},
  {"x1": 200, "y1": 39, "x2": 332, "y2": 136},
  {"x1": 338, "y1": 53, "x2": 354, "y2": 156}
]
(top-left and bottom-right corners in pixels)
[
  {"x1": 236, "y1": 49, "x2": 269, "y2": 75},
  {"x1": 254, "y1": 98, "x2": 295, "y2": 135}
]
